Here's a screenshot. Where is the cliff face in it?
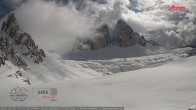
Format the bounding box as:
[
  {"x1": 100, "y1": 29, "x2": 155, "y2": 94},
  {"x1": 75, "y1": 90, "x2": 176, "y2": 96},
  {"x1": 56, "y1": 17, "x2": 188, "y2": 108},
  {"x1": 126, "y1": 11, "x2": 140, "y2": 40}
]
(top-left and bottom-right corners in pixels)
[
  {"x1": 92, "y1": 24, "x2": 110, "y2": 49},
  {"x1": 76, "y1": 19, "x2": 158, "y2": 50},
  {"x1": 0, "y1": 13, "x2": 45, "y2": 69},
  {"x1": 112, "y1": 19, "x2": 135, "y2": 47}
]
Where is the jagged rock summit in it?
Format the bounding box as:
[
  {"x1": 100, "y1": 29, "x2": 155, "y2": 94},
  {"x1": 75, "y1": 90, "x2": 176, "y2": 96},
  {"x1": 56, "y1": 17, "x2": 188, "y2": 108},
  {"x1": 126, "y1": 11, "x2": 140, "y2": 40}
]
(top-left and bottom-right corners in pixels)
[
  {"x1": 0, "y1": 13, "x2": 104, "y2": 85},
  {"x1": 112, "y1": 19, "x2": 135, "y2": 46},
  {"x1": 76, "y1": 19, "x2": 160, "y2": 50},
  {"x1": 113, "y1": 19, "x2": 160, "y2": 47},
  {"x1": 0, "y1": 13, "x2": 45, "y2": 69}
]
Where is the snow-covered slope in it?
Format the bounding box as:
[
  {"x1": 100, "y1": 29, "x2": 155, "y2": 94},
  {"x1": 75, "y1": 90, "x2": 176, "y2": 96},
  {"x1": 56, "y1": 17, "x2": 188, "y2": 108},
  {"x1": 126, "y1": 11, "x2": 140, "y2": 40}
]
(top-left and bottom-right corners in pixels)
[
  {"x1": 0, "y1": 13, "x2": 102, "y2": 85},
  {"x1": 1, "y1": 54, "x2": 196, "y2": 110},
  {"x1": 0, "y1": 13, "x2": 196, "y2": 110},
  {"x1": 63, "y1": 47, "x2": 196, "y2": 74},
  {"x1": 0, "y1": 54, "x2": 102, "y2": 86}
]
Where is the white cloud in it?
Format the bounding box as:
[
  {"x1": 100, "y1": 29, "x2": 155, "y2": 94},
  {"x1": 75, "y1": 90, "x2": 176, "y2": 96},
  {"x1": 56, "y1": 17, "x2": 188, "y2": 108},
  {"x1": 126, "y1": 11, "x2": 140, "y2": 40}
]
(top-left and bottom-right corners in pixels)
[
  {"x1": 5, "y1": 0, "x2": 195, "y2": 54},
  {"x1": 73, "y1": 0, "x2": 195, "y2": 48},
  {"x1": 122, "y1": 0, "x2": 196, "y2": 48},
  {"x1": 14, "y1": 0, "x2": 95, "y2": 54}
]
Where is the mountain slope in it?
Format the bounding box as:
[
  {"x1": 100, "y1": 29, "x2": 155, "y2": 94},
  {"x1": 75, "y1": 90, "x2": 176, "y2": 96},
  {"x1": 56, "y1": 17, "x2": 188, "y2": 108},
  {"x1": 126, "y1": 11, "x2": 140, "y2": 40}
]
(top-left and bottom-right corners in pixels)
[
  {"x1": 0, "y1": 13, "x2": 102, "y2": 85},
  {"x1": 1, "y1": 55, "x2": 196, "y2": 110},
  {"x1": 0, "y1": 13, "x2": 45, "y2": 69}
]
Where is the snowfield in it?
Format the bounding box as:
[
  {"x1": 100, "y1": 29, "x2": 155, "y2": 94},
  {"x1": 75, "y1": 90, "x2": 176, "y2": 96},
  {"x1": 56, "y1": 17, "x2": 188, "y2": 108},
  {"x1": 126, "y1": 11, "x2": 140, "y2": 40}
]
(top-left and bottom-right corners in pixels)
[
  {"x1": 0, "y1": 54, "x2": 102, "y2": 87},
  {"x1": 0, "y1": 7, "x2": 195, "y2": 110},
  {"x1": 0, "y1": 53, "x2": 196, "y2": 110}
]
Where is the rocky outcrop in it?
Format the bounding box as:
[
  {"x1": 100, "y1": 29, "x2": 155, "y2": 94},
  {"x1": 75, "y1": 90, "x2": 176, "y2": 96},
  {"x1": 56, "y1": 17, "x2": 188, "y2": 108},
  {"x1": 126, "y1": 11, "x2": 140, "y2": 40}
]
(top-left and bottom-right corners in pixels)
[
  {"x1": 132, "y1": 32, "x2": 146, "y2": 46},
  {"x1": 112, "y1": 19, "x2": 135, "y2": 47},
  {"x1": 13, "y1": 55, "x2": 28, "y2": 68},
  {"x1": 73, "y1": 19, "x2": 160, "y2": 50},
  {"x1": 0, "y1": 13, "x2": 45, "y2": 68},
  {"x1": 0, "y1": 37, "x2": 14, "y2": 66},
  {"x1": 97, "y1": 24, "x2": 110, "y2": 45},
  {"x1": 92, "y1": 24, "x2": 110, "y2": 49},
  {"x1": 75, "y1": 24, "x2": 111, "y2": 50},
  {"x1": 112, "y1": 20, "x2": 160, "y2": 47},
  {"x1": 7, "y1": 70, "x2": 31, "y2": 85}
]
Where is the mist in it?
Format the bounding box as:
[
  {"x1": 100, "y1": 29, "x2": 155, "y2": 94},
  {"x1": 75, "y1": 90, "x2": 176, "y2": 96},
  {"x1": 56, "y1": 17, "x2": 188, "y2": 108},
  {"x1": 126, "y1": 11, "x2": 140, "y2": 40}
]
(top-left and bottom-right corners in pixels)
[
  {"x1": 79, "y1": 0, "x2": 196, "y2": 48},
  {"x1": 1, "y1": 0, "x2": 195, "y2": 55},
  {"x1": 14, "y1": 0, "x2": 95, "y2": 55}
]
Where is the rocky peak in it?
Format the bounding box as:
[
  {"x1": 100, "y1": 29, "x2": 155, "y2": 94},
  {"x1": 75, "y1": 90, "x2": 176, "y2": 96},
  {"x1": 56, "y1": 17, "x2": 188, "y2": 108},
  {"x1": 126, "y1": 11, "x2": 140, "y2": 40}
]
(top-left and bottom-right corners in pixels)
[
  {"x1": 115, "y1": 19, "x2": 133, "y2": 36},
  {"x1": 114, "y1": 20, "x2": 160, "y2": 47},
  {"x1": 0, "y1": 13, "x2": 45, "y2": 69},
  {"x1": 112, "y1": 19, "x2": 135, "y2": 46},
  {"x1": 1, "y1": 13, "x2": 20, "y2": 35},
  {"x1": 96, "y1": 24, "x2": 110, "y2": 45},
  {"x1": 73, "y1": 19, "x2": 160, "y2": 50}
]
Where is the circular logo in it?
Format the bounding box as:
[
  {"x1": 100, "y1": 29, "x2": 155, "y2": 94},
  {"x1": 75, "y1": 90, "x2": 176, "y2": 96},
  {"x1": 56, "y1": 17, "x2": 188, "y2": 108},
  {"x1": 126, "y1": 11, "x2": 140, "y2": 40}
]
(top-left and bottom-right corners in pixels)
[{"x1": 10, "y1": 86, "x2": 28, "y2": 101}]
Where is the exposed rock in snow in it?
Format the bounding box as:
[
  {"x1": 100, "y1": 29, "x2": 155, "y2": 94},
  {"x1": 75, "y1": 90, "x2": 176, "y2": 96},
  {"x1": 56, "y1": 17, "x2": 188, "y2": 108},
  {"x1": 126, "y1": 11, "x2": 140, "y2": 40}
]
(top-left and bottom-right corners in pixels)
[
  {"x1": 0, "y1": 13, "x2": 97, "y2": 84},
  {"x1": 189, "y1": 105, "x2": 196, "y2": 110},
  {"x1": 92, "y1": 24, "x2": 111, "y2": 49},
  {"x1": 112, "y1": 19, "x2": 135, "y2": 46},
  {"x1": 0, "y1": 13, "x2": 45, "y2": 68},
  {"x1": 132, "y1": 32, "x2": 146, "y2": 46},
  {"x1": 73, "y1": 19, "x2": 160, "y2": 52}
]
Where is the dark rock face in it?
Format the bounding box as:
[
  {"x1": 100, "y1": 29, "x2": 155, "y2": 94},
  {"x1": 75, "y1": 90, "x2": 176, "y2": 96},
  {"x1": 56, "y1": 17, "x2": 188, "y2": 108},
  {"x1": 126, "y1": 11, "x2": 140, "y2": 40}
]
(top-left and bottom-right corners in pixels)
[
  {"x1": 97, "y1": 24, "x2": 110, "y2": 45},
  {"x1": 132, "y1": 32, "x2": 146, "y2": 46},
  {"x1": 13, "y1": 55, "x2": 28, "y2": 68},
  {"x1": 91, "y1": 24, "x2": 111, "y2": 49},
  {"x1": 0, "y1": 37, "x2": 15, "y2": 66},
  {"x1": 115, "y1": 19, "x2": 133, "y2": 36},
  {"x1": 112, "y1": 19, "x2": 135, "y2": 46},
  {"x1": 76, "y1": 19, "x2": 160, "y2": 50},
  {"x1": 113, "y1": 20, "x2": 160, "y2": 47},
  {"x1": 1, "y1": 13, "x2": 20, "y2": 33},
  {"x1": 0, "y1": 13, "x2": 45, "y2": 68}
]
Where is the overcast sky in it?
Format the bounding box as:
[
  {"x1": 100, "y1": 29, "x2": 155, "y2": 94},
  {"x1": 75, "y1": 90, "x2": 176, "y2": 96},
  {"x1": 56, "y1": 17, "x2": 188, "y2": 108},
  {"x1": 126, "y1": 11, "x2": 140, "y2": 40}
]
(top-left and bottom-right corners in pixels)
[{"x1": 0, "y1": 0, "x2": 195, "y2": 54}]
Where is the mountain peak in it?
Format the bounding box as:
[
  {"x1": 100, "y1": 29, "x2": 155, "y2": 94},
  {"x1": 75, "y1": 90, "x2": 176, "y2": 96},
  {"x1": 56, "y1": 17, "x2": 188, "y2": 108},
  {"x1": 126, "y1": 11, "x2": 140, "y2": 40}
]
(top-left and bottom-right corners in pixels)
[
  {"x1": 115, "y1": 19, "x2": 133, "y2": 37},
  {"x1": 1, "y1": 13, "x2": 19, "y2": 34},
  {"x1": 112, "y1": 19, "x2": 135, "y2": 46},
  {"x1": 0, "y1": 13, "x2": 45, "y2": 69},
  {"x1": 7, "y1": 13, "x2": 17, "y2": 24},
  {"x1": 117, "y1": 19, "x2": 127, "y2": 25}
]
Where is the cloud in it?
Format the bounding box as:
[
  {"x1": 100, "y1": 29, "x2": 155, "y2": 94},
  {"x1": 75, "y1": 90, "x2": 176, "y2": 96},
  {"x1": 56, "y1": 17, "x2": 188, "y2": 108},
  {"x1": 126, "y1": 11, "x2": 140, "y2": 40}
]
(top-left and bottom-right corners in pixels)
[
  {"x1": 107, "y1": 0, "x2": 196, "y2": 48},
  {"x1": 14, "y1": 0, "x2": 95, "y2": 54},
  {"x1": 70, "y1": 0, "x2": 195, "y2": 48},
  {"x1": 0, "y1": 0, "x2": 25, "y2": 19},
  {"x1": 1, "y1": 0, "x2": 194, "y2": 55},
  {"x1": 127, "y1": 0, "x2": 196, "y2": 48}
]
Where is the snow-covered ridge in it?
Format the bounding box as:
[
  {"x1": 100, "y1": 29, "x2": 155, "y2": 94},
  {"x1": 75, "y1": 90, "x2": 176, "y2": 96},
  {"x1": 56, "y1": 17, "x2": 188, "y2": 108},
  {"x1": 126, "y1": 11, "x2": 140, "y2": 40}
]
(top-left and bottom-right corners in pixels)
[
  {"x1": 0, "y1": 54, "x2": 102, "y2": 86},
  {"x1": 0, "y1": 13, "x2": 102, "y2": 85},
  {"x1": 0, "y1": 13, "x2": 46, "y2": 69},
  {"x1": 62, "y1": 47, "x2": 196, "y2": 74}
]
